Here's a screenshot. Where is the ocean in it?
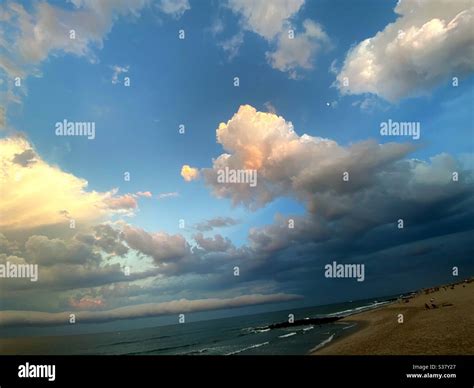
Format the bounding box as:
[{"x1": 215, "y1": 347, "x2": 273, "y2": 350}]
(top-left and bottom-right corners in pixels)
[{"x1": 3, "y1": 298, "x2": 394, "y2": 355}]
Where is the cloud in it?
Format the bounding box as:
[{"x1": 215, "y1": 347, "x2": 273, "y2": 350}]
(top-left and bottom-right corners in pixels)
[
  {"x1": 68, "y1": 296, "x2": 104, "y2": 310},
  {"x1": 156, "y1": 191, "x2": 179, "y2": 199},
  {"x1": 0, "y1": 233, "x2": 20, "y2": 256},
  {"x1": 351, "y1": 96, "x2": 387, "y2": 113},
  {"x1": 76, "y1": 224, "x2": 129, "y2": 257},
  {"x1": 263, "y1": 101, "x2": 277, "y2": 114},
  {"x1": 200, "y1": 105, "x2": 415, "y2": 209},
  {"x1": 210, "y1": 18, "x2": 224, "y2": 36},
  {"x1": 111, "y1": 65, "x2": 129, "y2": 84},
  {"x1": 0, "y1": 229, "x2": 160, "y2": 293},
  {"x1": 104, "y1": 193, "x2": 138, "y2": 213},
  {"x1": 100, "y1": 223, "x2": 247, "y2": 277},
  {"x1": 12, "y1": 148, "x2": 37, "y2": 166},
  {"x1": 226, "y1": 0, "x2": 329, "y2": 77},
  {"x1": 228, "y1": 0, "x2": 305, "y2": 40},
  {"x1": 186, "y1": 105, "x2": 473, "y2": 292},
  {"x1": 266, "y1": 19, "x2": 330, "y2": 78},
  {"x1": 157, "y1": 0, "x2": 190, "y2": 19},
  {"x1": 219, "y1": 32, "x2": 245, "y2": 61},
  {"x1": 194, "y1": 217, "x2": 240, "y2": 232},
  {"x1": 248, "y1": 214, "x2": 329, "y2": 254},
  {"x1": 120, "y1": 224, "x2": 191, "y2": 265},
  {"x1": 0, "y1": 293, "x2": 301, "y2": 327},
  {"x1": 2, "y1": 1, "x2": 148, "y2": 68},
  {"x1": 2, "y1": 258, "x2": 166, "y2": 306},
  {"x1": 181, "y1": 164, "x2": 200, "y2": 182},
  {"x1": 0, "y1": 137, "x2": 120, "y2": 231},
  {"x1": 335, "y1": 0, "x2": 474, "y2": 101},
  {"x1": 24, "y1": 235, "x2": 101, "y2": 266},
  {"x1": 194, "y1": 233, "x2": 234, "y2": 252},
  {"x1": 135, "y1": 191, "x2": 153, "y2": 198},
  {"x1": 1, "y1": 256, "x2": 160, "y2": 292}
]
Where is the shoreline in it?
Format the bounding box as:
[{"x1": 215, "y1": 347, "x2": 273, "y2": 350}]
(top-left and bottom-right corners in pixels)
[
  {"x1": 308, "y1": 319, "x2": 368, "y2": 354},
  {"x1": 311, "y1": 278, "x2": 474, "y2": 355}
]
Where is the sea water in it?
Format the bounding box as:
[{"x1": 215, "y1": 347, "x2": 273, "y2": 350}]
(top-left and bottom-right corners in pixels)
[{"x1": 1, "y1": 298, "x2": 394, "y2": 355}]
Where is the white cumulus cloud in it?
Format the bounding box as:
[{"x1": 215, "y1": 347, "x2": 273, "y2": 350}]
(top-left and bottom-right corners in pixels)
[
  {"x1": 335, "y1": 0, "x2": 474, "y2": 101},
  {"x1": 266, "y1": 19, "x2": 330, "y2": 78},
  {"x1": 228, "y1": 0, "x2": 305, "y2": 40}
]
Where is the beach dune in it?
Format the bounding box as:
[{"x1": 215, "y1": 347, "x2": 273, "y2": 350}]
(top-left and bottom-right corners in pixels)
[{"x1": 312, "y1": 279, "x2": 474, "y2": 355}]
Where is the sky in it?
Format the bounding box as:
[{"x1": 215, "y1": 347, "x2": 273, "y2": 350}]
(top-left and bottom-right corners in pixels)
[{"x1": 0, "y1": 0, "x2": 473, "y2": 335}]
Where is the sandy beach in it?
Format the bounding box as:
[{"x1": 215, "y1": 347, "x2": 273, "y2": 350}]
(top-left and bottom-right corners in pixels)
[{"x1": 312, "y1": 279, "x2": 474, "y2": 355}]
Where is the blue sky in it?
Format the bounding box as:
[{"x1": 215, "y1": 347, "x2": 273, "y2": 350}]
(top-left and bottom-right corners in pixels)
[{"x1": 0, "y1": 0, "x2": 473, "y2": 332}]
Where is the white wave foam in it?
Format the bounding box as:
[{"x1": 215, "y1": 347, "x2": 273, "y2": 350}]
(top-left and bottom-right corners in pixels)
[
  {"x1": 310, "y1": 333, "x2": 335, "y2": 352},
  {"x1": 278, "y1": 332, "x2": 297, "y2": 339},
  {"x1": 342, "y1": 324, "x2": 357, "y2": 330},
  {"x1": 327, "y1": 301, "x2": 391, "y2": 317},
  {"x1": 225, "y1": 342, "x2": 270, "y2": 355}
]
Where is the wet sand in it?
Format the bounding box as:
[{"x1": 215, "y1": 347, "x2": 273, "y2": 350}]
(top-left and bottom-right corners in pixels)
[{"x1": 312, "y1": 279, "x2": 474, "y2": 355}]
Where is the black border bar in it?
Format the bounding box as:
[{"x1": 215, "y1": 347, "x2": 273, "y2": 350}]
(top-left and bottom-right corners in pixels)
[{"x1": 0, "y1": 355, "x2": 472, "y2": 386}]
